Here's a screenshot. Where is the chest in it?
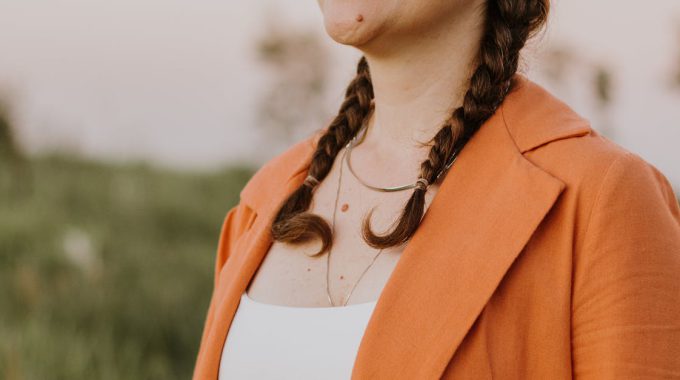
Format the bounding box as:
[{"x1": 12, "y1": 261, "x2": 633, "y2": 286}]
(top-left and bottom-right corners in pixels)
[
  {"x1": 244, "y1": 189, "x2": 410, "y2": 307},
  {"x1": 246, "y1": 161, "x2": 439, "y2": 307}
]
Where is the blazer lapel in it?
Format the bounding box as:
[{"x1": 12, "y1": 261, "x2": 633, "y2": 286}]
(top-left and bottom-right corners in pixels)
[
  {"x1": 349, "y1": 98, "x2": 568, "y2": 379},
  {"x1": 198, "y1": 74, "x2": 590, "y2": 379}
]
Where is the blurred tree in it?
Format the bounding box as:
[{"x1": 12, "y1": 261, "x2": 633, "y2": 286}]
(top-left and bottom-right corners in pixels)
[
  {"x1": 594, "y1": 65, "x2": 613, "y2": 107},
  {"x1": 539, "y1": 44, "x2": 616, "y2": 140},
  {"x1": 255, "y1": 8, "x2": 330, "y2": 150},
  {"x1": 0, "y1": 94, "x2": 30, "y2": 196},
  {"x1": 0, "y1": 96, "x2": 22, "y2": 162},
  {"x1": 672, "y1": 20, "x2": 680, "y2": 90},
  {"x1": 592, "y1": 64, "x2": 615, "y2": 138},
  {"x1": 540, "y1": 46, "x2": 572, "y2": 83}
]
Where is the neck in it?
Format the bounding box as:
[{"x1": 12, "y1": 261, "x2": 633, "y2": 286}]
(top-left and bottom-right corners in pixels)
[{"x1": 359, "y1": 5, "x2": 485, "y2": 160}]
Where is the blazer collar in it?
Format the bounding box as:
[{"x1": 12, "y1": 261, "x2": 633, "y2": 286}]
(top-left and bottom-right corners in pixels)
[{"x1": 206, "y1": 74, "x2": 591, "y2": 379}]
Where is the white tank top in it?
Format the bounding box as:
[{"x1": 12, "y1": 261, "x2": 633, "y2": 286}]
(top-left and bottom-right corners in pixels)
[{"x1": 218, "y1": 291, "x2": 378, "y2": 379}]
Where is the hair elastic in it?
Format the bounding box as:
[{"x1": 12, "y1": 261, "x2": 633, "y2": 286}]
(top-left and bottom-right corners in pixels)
[
  {"x1": 415, "y1": 177, "x2": 430, "y2": 191},
  {"x1": 303, "y1": 175, "x2": 320, "y2": 188}
]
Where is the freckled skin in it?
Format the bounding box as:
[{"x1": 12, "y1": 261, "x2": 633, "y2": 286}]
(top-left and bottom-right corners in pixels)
[{"x1": 245, "y1": 0, "x2": 484, "y2": 307}]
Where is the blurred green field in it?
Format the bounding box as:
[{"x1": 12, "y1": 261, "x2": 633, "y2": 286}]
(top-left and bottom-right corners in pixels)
[
  {"x1": 0, "y1": 155, "x2": 253, "y2": 380},
  {"x1": 1, "y1": 151, "x2": 678, "y2": 380}
]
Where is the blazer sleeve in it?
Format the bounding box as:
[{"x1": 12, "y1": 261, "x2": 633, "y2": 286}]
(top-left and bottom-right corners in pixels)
[
  {"x1": 211, "y1": 203, "x2": 256, "y2": 288},
  {"x1": 193, "y1": 202, "x2": 256, "y2": 371},
  {"x1": 571, "y1": 151, "x2": 680, "y2": 378}
]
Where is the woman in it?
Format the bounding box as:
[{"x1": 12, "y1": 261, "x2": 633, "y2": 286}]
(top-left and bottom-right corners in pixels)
[{"x1": 194, "y1": 1, "x2": 680, "y2": 379}]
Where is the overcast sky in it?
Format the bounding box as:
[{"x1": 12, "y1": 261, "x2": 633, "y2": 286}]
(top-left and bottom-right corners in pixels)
[{"x1": 0, "y1": 0, "x2": 678, "y2": 187}]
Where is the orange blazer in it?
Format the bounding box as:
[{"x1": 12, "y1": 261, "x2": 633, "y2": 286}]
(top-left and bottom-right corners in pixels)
[{"x1": 193, "y1": 74, "x2": 680, "y2": 379}]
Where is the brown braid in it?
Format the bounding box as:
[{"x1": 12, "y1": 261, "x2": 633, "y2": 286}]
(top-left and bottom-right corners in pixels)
[
  {"x1": 272, "y1": 1, "x2": 550, "y2": 254},
  {"x1": 271, "y1": 56, "x2": 374, "y2": 256},
  {"x1": 362, "y1": 0, "x2": 550, "y2": 248}
]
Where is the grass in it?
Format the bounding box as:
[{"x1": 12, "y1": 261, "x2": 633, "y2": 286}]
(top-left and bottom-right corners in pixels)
[
  {"x1": 0, "y1": 154, "x2": 253, "y2": 380},
  {"x1": 1, "y1": 152, "x2": 677, "y2": 379}
]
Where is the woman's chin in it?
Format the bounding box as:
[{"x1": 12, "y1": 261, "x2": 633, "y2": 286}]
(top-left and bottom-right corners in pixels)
[
  {"x1": 319, "y1": 1, "x2": 386, "y2": 47},
  {"x1": 325, "y1": 24, "x2": 370, "y2": 46}
]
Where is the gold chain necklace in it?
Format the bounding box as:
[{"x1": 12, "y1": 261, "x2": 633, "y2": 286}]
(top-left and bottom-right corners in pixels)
[
  {"x1": 317, "y1": 110, "x2": 462, "y2": 306},
  {"x1": 325, "y1": 146, "x2": 385, "y2": 307},
  {"x1": 343, "y1": 110, "x2": 460, "y2": 193}
]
